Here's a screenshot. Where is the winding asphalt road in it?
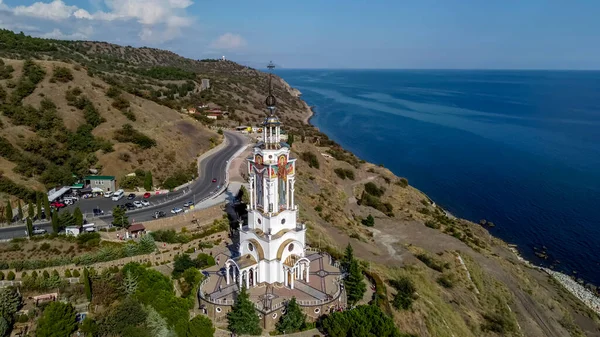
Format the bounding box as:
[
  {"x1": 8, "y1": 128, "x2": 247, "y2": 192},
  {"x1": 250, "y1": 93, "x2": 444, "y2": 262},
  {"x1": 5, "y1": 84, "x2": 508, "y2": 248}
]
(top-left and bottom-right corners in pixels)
[{"x1": 0, "y1": 131, "x2": 247, "y2": 239}]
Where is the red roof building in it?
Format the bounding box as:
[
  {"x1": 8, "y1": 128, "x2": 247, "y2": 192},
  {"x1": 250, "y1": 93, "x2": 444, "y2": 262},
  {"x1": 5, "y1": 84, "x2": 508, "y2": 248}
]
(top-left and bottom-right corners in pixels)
[{"x1": 128, "y1": 223, "x2": 146, "y2": 234}]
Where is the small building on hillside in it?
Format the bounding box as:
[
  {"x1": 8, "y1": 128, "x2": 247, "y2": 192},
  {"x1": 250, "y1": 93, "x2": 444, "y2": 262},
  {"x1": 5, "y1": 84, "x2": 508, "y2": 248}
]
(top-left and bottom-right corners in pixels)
[
  {"x1": 201, "y1": 79, "x2": 210, "y2": 91},
  {"x1": 84, "y1": 176, "x2": 116, "y2": 193},
  {"x1": 206, "y1": 114, "x2": 218, "y2": 120},
  {"x1": 128, "y1": 223, "x2": 146, "y2": 236}
]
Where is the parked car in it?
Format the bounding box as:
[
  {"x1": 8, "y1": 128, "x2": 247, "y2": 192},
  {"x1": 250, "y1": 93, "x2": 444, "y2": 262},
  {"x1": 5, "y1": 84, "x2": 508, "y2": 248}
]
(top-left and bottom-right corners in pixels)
[
  {"x1": 153, "y1": 211, "x2": 166, "y2": 219},
  {"x1": 32, "y1": 227, "x2": 47, "y2": 235},
  {"x1": 133, "y1": 201, "x2": 143, "y2": 208},
  {"x1": 183, "y1": 201, "x2": 193, "y2": 207},
  {"x1": 104, "y1": 191, "x2": 113, "y2": 198},
  {"x1": 127, "y1": 193, "x2": 136, "y2": 200},
  {"x1": 141, "y1": 200, "x2": 150, "y2": 207},
  {"x1": 125, "y1": 202, "x2": 135, "y2": 210},
  {"x1": 92, "y1": 208, "x2": 104, "y2": 216},
  {"x1": 143, "y1": 192, "x2": 151, "y2": 199},
  {"x1": 51, "y1": 201, "x2": 66, "y2": 209},
  {"x1": 171, "y1": 207, "x2": 183, "y2": 214},
  {"x1": 212, "y1": 178, "x2": 217, "y2": 183}
]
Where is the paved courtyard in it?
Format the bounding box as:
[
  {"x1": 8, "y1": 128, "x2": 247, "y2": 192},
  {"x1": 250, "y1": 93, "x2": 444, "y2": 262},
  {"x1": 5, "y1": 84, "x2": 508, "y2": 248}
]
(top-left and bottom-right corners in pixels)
[{"x1": 200, "y1": 251, "x2": 344, "y2": 312}]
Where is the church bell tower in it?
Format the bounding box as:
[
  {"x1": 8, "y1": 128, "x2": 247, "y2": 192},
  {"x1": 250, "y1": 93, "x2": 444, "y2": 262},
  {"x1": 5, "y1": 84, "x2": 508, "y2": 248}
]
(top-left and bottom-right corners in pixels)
[{"x1": 225, "y1": 62, "x2": 309, "y2": 289}]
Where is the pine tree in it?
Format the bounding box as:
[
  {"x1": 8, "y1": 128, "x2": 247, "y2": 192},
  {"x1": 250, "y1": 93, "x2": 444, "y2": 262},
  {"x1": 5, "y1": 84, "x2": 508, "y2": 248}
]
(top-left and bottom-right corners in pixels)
[
  {"x1": 288, "y1": 134, "x2": 294, "y2": 147},
  {"x1": 5, "y1": 200, "x2": 12, "y2": 223},
  {"x1": 51, "y1": 210, "x2": 59, "y2": 234},
  {"x1": 26, "y1": 218, "x2": 33, "y2": 237},
  {"x1": 73, "y1": 207, "x2": 84, "y2": 227},
  {"x1": 144, "y1": 171, "x2": 153, "y2": 191},
  {"x1": 345, "y1": 258, "x2": 366, "y2": 306},
  {"x1": 27, "y1": 201, "x2": 34, "y2": 219},
  {"x1": 0, "y1": 287, "x2": 22, "y2": 318},
  {"x1": 36, "y1": 194, "x2": 42, "y2": 219},
  {"x1": 227, "y1": 287, "x2": 261, "y2": 335},
  {"x1": 276, "y1": 297, "x2": 306, "y2": 334},
  {"x1": 123, "y1": 270, "x2": 139, "y2": 296},
  {"x1": 342, "y1": 243, "x2": 354, "y2": 272},
  {"x1": 83, "y1": 268, "x2": 92, "y2": 301},
  {"x1": 17, "y1": 200, "x2": 23, "y2": 220},
  {"x1": 35, "y1": 302, "x2": 77, "y2": 337}
]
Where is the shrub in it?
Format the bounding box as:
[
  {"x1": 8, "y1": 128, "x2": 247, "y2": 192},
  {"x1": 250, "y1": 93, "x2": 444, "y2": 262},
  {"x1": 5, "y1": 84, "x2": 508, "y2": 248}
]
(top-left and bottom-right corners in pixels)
[
  {"x1": 300, "y1": 152, "x2": 319, "y2": 169},
  {"x1": 106, "y1": 86, "x2": 121, "y2": 98},
  {"x1": 361, "y1": 214, "x2": 375, "y2": 227},
  {"x1": 334, "y1": 168, "x2": 355, "y2": 180},
  {"x1": 396, "y1": 178, "x2": 409, "y2": 187},
  {"x1": 7, "y1": 271, "x2": 15, "y2": 280},
  {"x1": 51, "y1": 66, "x2": 74, "y2": 83},
  {"x1": 112, "y1": 95, "x2": 131, "y2": 111},
  {"x1": 425, "y1": 220, "x2": 440, "y2": 229},
  {"x1": 72, "y1": 269, "x2": 80, "y2": 277},
  {"x1": 364, "y1": 182, "x2": 385, "y2": 197},
  {"x1": 389, "y1": 276, "x2": 416, "y2": 310},
  {"x1": 314, "y1": 205, "x2": 323, "y2": 212},
  {"x1": 114, "y1": 124, "x2": 156, "y2": 149},
  {"x1": 415, "y1": 253, "x2": 448, "y2": 272},
  {"x1": 436, "y1": 274, "x2": 455, "y2": 288}
]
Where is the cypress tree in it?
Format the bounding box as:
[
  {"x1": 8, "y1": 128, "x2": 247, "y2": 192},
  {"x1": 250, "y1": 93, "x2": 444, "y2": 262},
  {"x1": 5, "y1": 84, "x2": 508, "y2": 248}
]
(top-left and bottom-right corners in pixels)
[
  {"x1": 28, "y1": 201, "x2": 34, "y2": 219},
  {"x1": 227, "y1": 287, "x2": 261, "y2": 335},
  {"x1": 5, "y1": 200, "x2": 12, "y2": 223},
  {"x1": 83, "y1": 268, "x2": 92, "y2": 301},
  {"x1": 73, "y1": 207, "x2": 84, "y2": 227},
  {"x1": 43, "y1": 195, "x2": 50, "y2": 220},
  {"x1": 26, "y1": 218, "x2": 33, "y2": 237},
  {"x1": 36, "y1": 194, "x2": 42, "y2": 219},
  {"x1": 59, "y1": 210, "x2": 75, "y2": 228},
  {"x1": 51, "y1": 211, "x2": 59, "y2": 234},
  {"x1": 17, "y1": 200, "x2": 23, "y2": 220},
  {"x1": 144, "y1": 171, "x2": 153, "y2": 191},
  {"x1": 342, "y1": 243, "x2": 354, "y2": 272}
]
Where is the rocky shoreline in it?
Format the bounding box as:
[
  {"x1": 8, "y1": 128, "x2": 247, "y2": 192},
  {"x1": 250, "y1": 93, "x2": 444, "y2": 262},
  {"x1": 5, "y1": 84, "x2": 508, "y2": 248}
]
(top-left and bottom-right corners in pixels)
[{"x1": 508, "y1": 246, "x2": 600, "y2": 315}]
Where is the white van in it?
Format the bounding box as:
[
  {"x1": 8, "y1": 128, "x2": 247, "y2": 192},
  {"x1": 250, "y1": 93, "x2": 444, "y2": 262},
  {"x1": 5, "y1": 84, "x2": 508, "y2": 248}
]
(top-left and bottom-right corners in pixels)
[{"x1": 112, "y1": 189, "x2": 125, "y2": 201}]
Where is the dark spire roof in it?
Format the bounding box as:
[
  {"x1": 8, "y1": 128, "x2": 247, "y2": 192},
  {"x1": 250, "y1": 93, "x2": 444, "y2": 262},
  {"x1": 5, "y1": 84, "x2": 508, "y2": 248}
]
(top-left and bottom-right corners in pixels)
[{"x1": 265, "y1": 61, "x2": 277, "y2": 114}]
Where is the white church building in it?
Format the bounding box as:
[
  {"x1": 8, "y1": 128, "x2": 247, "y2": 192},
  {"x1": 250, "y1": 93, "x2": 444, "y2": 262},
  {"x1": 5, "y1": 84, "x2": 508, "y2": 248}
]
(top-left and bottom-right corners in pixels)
[{"x1": 224, "y1": 63, "x2": 310, "y2": 290}]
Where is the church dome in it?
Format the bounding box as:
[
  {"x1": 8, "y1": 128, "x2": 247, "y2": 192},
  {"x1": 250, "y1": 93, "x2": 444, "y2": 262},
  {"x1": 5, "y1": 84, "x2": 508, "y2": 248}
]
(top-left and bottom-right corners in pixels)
[{"x1": 264, "y1": 115, "x2": 281, "y2": 126}]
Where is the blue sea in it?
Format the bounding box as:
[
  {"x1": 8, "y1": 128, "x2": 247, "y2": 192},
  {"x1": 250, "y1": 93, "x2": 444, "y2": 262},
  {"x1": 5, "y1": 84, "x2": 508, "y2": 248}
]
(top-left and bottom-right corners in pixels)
[{"x1": 276, "y1": 69, "x2": 600, "y2": 286}]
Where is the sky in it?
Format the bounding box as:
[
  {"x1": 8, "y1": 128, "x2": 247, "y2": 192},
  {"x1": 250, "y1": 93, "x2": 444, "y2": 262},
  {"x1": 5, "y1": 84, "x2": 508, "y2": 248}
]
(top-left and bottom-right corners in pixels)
[{"x1": 0, "y1": 0, "x2": 599, "y2": 69}]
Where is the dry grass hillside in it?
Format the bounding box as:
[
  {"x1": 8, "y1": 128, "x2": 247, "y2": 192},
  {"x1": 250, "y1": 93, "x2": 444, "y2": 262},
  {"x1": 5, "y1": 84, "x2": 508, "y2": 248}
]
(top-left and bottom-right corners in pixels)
[{"x1": 281, "y1": 140, "x2": 600, "y2": 337}]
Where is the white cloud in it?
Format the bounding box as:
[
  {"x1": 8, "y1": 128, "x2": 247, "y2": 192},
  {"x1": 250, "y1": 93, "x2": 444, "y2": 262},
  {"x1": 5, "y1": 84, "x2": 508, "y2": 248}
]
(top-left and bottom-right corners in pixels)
[
  {"x1": 13, "y1": 0, "x2": 78, "y2": 21},
  {"x1": 210, "y1": 33, "x2": 247, "y2": 50},
  {"x1": 41, "y1": 26, "x2": 93, "y2": 40},
  {"x1": 7, "y1": 0, "x2": 195, "y2": 42}
]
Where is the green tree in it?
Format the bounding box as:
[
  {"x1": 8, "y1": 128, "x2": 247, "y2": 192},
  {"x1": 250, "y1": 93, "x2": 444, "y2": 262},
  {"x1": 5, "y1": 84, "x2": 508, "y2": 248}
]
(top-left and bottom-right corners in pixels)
[
  {"x1": 0, "y1": 287, "x2": 22, "y2": 318},
  {"x1": 145, "y1": 306, "x2": 174, "y2": 337},
  {"x1": 26, "y1": 217, "x2": 33, "y2": 237},
  {"x1": 59, "y1": 209, "x2": 75, "y2": 228},
  {"x1": 345, "y1": 259, "x2": 366, "y2": 305},
  {"x1": 35, "y1": 302, "x2": 77, "y2": 337},
  {"x1": 276, "y1": 297, "x2": 306, "y2": 334},
  {"x1": 36, "y1": 194, "x2": 42, "y2": 219},
  {"x1": 6, "y1": 271, "x2": 15, "y2": 281},
  {"x1": 238, "y1": 185, "x2": 250, "y2": 204},
  {"x1": 83, "y1": 267, "x2": 92, "y2": 301},
  {"x1": 321, "y1": 305, "x2": 403, "y2": 337},
  {"x1": 112, "y1": 206, "x2": 129, "y2": 228},
  {"x1": 361, "y1": 214, "x2": 375, "y2": 227},
  {"x1": 73, "y1": 207, "x2": 84, "y2": 226},
  {"x1": 186, "y1": 315, "x2": 215, "y2": 337},
  {"x1": 172, "y1": 254, "x2": 195, "y2": 278},
  {"x1": 123, "y1": 270, "x2": 139, "y2": 296},
  {"x1": 17, "y1": 200, "x2": 22, "y2": 220},
  {"x1": 144, "y1": 171, "x2": 153, "y2": 191},
  {"x1": 0, "y1": 317, "x2": 8, "y2": 337},
  {"x1": 390, "y1": 276, "x2": 416, "y2": 310},
  {"x1": 27, "y1": 201, "x2": 34, "y2": 219},
  {"x1": 227, "y1": 287, "x2": 261, "y2": 335},
  {"x1": 51, "y1": 210, "x2": 59, "y2": 234},
  {"x1": 43, "y1": 195, "x2": 50, "y2": 220},
  {"x1": 342, "y1": 244, "x2": 354, "y2": 272},
  {"x1": 4, "y1": 200, "x2": 12, "y2": 223},
  {"x1": 288, "y1": 133, "x2": 294, "y2": 147}
]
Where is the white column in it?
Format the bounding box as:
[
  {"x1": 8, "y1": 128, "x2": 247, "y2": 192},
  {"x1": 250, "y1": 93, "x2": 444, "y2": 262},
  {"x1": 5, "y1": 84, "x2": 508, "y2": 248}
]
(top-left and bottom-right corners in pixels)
[
  {"x1": 245, "y1": 271, "x2": 249, "y2": 289},
  {"x1": 284, "y1": 269, "x2": 288, "y2": 287},
  {"x1": 291, "y1": 272, "x2": 295, "y2": 289},
  {"x1": 226, "y1": 264, "x2": 230, "y2": 285},
  {"x1": 254, "y1": 268, "x2": 258, "y2": 286},
  {"x1": 248, "y1": 176, "x2": 254, "y2": 210},
  {"x1": 306, "y1": 263, "x2": 309, "y2": 282}
]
